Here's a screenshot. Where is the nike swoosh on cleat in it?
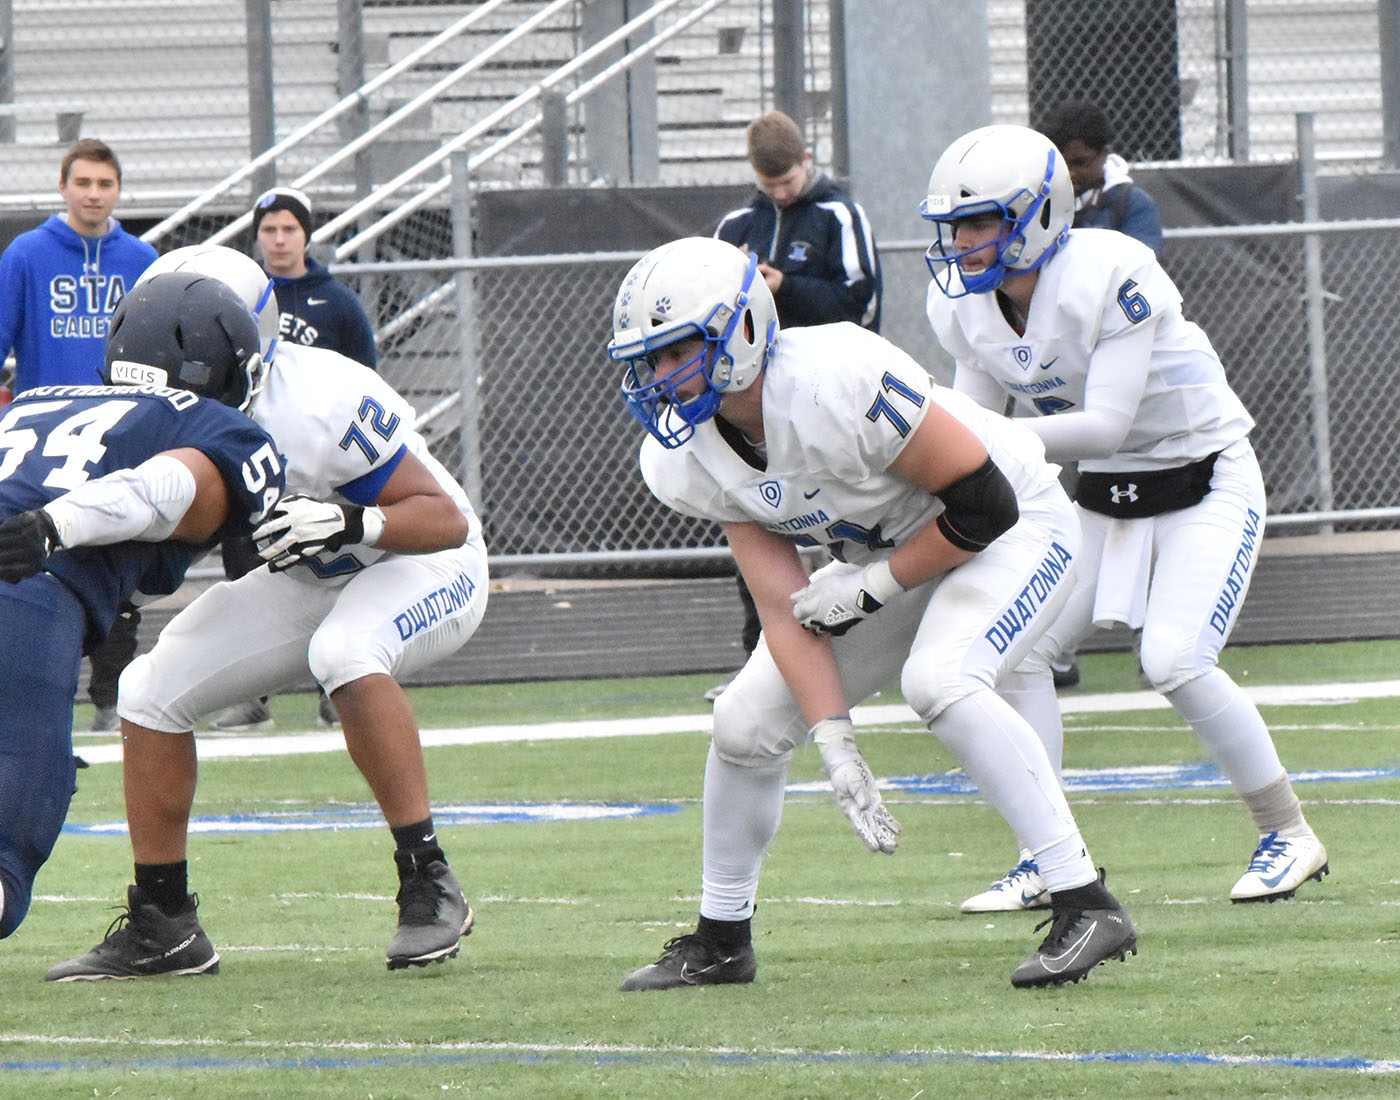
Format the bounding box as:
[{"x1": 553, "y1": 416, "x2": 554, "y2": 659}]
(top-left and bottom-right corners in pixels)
[
  {"x1": 1258, "y1": 859, "x2": 1298, "y2": 889},
  {"x1": 1020, "y1": 888, "x2": 1047, "y2": 907},
  {"x1": 680, "y1": 957, "x2": 735, "y2": 984},
  {"x1": 1039, "y1": 920, "x2": 1098, "y2": 975}
]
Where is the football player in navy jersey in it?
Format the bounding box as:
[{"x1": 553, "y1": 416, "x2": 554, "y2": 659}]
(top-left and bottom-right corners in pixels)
[
  {"x1": 0, "y1": 272, "x2": 283, "y2": 941},
  {"x1": 47, "y1": 246, "x2": 485, "y2": 983}
]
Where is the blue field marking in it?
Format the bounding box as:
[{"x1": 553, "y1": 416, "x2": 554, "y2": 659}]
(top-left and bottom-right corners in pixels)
[
  {"x1": 3, "y1": 1043, "x2": 1398, "y2": 1075},
  {"x1": 64, "y1": 801, "x2": 680, "y2": 836},
  {"x1": 64, "y1": 761, "x2": 1400, "y2": 835},
  {"x1": 788, "y1": 763, "x2": 1400, "y2": 797}
]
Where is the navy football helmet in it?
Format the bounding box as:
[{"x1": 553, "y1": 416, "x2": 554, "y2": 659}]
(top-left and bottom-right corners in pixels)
[{"x1": 104, "y1": 273, "x2": 264, "y2": 411}]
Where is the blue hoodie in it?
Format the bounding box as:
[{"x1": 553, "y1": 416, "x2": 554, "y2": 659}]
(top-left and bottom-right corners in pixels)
[{"x1": 0, "y1": 215, "x2": 157, "y2": 393}]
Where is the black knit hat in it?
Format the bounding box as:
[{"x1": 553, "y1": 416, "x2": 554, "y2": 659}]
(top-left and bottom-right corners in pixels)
[{"x1": 251, "y1": 186, "x2": 313, "y2": 238}]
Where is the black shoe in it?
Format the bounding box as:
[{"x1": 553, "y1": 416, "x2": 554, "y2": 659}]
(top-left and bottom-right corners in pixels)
[
  {"x1": 386, "y1": 860, "x2": 473, "y2": 970},
  {"x1": 1010, "y1": 873, "x2": 1137, "y2": 988},
  {"x1": 45, "y1": 887, "x2": 220, "y2": 981},
  {"x1": 619, "y1": 932, "x2": 757, "y2": 991},
  {"x1": 1050, "y1": 659, "x2": 1080, "y2": 690}
]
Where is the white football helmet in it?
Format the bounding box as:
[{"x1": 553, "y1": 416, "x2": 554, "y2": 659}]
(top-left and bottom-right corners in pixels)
[
  {"x1": 609, "y1": 236, "x2": 778, "y2": 448},
  {"x1": 137, "y1": 244, "x2": 281, "y2": 363},
  {"x1": 919, "y1": 124, "x2": 1073, "y2": 297}
]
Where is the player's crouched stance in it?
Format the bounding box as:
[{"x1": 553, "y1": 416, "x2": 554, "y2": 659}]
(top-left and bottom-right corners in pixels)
[
  {"x1": 46, "y1": 247, "x2": 485, "y2": 982},
  {"x1": 0, "y1": 274, "x2": 284, "y2": 955},
  {"x1": 607, "y1": 238, "x2": 1136, "y2": 991}
]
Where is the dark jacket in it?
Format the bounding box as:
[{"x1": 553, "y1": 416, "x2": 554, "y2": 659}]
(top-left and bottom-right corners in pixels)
[
  {"x1": 268, "y1": 257, "x2": 377, "y2": 369},
  {"x1": 715, "y1": 173, "x2": 881, "y2": 331}
]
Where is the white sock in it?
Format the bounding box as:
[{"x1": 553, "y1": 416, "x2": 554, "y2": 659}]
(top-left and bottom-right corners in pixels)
[
  {"x1": 930, "y1": 691, "x2": 1096, "y2": 891},
  {"x1": 998, "y1": 667, "x2": 1065, "y2": 779},
  {"x1": 699, "y1": 743, "x2": 788, "y2": 922},
  {"x1": 1165, "y1": 667, "x2": 1287, "y2": 795}
]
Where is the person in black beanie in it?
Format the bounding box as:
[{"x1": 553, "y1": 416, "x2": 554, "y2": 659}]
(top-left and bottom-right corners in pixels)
[{"x1": 251, "y1": 186, "x2": 377, "y2": 369}]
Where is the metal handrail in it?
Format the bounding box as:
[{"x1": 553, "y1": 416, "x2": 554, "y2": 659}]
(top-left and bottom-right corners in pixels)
[
  {"x1": 141, "y1": 0, "x2": 521, "y2": 246},
  {"x1": 322, "y1": 0, "x2": 732, "y2": 260}
]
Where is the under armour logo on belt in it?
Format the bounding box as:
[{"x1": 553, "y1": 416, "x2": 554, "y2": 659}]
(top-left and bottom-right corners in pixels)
[{"x1": 1109, "y1": 484, "x2": 1139, "y2": 505}]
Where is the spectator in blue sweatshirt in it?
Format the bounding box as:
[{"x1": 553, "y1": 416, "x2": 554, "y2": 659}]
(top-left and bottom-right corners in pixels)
[
  {"x1": 0, "y1": 138, "x2": 158, "y2": 735},
  {"x1": 0, "y1": 138, "x2": 157, "y2": 394},
  {"x1": 251, "y1": 186, "x2": 377, "y2": 369}
]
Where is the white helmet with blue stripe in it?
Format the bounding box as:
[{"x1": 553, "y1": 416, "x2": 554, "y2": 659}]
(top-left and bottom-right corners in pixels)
[{"x1": 920, "y1": 124, "x2": 1073, "y2": 298}]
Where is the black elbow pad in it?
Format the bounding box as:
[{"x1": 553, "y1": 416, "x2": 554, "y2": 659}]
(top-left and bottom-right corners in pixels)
[{"x1": 935, "y1": 456, "x2": 1019, "y2": 552}]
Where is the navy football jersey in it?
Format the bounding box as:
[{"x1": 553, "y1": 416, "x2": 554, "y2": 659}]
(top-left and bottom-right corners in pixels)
[{"x1": 0, "y1": 384, "x2": 284, "y2": 639}]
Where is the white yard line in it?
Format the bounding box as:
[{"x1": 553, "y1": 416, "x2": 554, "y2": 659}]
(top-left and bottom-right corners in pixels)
[{"x1": 72, "y1": 679, "x2": 1400, "y2": 766}]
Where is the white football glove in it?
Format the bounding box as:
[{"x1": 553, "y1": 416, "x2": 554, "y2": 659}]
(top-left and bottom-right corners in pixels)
[
  {"x1": 252, "y1": 494, "x2": 385, "y2": 571},
  {"x1": 791, "y1": 559, "x2": 903, "y2": 637},
  {"x1": 811, "y1": 717, "x2": 901, "y2": 854}
]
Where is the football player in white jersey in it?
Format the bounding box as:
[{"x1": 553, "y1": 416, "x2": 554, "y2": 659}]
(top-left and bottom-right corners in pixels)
[
  {"x1": 48, "y1": 247, "x2": 488, "y2": 981},
  {"x1": 609, "y1": 236, "x2": 1137, "y2": 991},
  {"x1": 921, "y1": 124, "x2": 1327, "y2": 913}
]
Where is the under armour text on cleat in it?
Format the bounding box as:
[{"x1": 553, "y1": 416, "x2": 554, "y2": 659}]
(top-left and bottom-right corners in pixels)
[
  {"x1": 386, "y1": 861, "x2": 473, "y2": 970},
  {"x1": 211, "y1": 697, "x2": 273, "y2": 731},
  {"x1": 45, "y1": 887, "x2": 219, "y2": 981},
  {"x1": 961, "y1": 859, "x2": 1051, "y2": 913},
  {"x1": 1229, "y1": 830, "x2": 1329, "y2": 902},
  {"x1": 1011, "y1": 874, "x2": 1136, "y2": 989},
  {"x1": 619, "y1": 932, "x2": 757, "y2": 991}
]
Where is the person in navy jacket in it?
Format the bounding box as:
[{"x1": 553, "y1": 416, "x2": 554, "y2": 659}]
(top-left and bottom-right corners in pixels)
[{"x1": 251, "y1": 186, "x2": 377, "y2": 369}]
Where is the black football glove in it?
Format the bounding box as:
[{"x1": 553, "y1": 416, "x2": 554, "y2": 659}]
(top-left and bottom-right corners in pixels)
[{"x1": 0, "y1": 508, "x2": 62, "y2": 583}]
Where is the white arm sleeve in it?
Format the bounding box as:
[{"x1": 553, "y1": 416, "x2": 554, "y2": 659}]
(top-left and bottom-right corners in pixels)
[
  {"x1": 43, "y1": 453, "x2": 200, "y2": 548},
  {"x1": 952, "y1": 362, "x2": 1013, "y2": 413},
  {"x1": 1024, "y1": 318, "x2": 1157, "y2": 462}
]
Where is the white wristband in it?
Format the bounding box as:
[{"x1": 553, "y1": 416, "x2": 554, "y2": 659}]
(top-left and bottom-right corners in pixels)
[
  {"x1": 863, "y1": 559, "x2": 905, "y2": 603},
  {"x1": 810, "y1": 716, "x2": 855, "y2": 748},
  {"x1": 360, "y1": 505, "x2": 387, "y2": 547}
]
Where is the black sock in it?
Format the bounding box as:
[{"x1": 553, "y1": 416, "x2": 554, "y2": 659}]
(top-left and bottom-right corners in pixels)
[
  {"x1": 391, "y1": 816, "x2": 445, "y2": 877},
  {"x1": 697, "y1": 914, "x2": 751, "y2": 950},
  {"x1": 134, "y1": 861, "x2": 189, "y2": 916},
  {"x1": 1051, "y1": 869, "x2": 1114, "y2": 912}
]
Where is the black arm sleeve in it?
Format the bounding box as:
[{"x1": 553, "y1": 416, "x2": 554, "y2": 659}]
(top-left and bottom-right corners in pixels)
[{"x1": 934, "y1": 456, "x2": 1019, "y2": 552}]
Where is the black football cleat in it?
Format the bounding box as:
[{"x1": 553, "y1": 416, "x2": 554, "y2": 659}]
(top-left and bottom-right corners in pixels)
[
  {"x1": 1011, "y1": 871, "x2": 1137, "y2": 988},
  {"x1": 619, "y1": 932, "x2": 756, "y2": 991}
]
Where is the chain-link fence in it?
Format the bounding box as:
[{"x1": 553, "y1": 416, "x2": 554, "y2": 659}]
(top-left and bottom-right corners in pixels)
[
  {"x1": 991, "y1": 0, "x2": 1392, "y2": 166},
  {"x1": 5, "y1": 2, "x2": 1395, "y2": 213},
  {"x1": 333, "y1": 209, "x2": 1400, "y2": 575},
  {"x1": 3, "y1": 0, "x2": 1398, "y2": 576}
]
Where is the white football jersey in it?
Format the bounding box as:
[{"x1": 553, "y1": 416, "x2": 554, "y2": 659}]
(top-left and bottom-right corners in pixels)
[
  {"x1": 639, "y1": 323, "x2": 1057, "y2": 566},
  {"x1": 251, "y1": 343, "x2": 477, "y2": 581},
  {"x1": 926, "y1": 228, "x2": 1253, "y2": 472}
]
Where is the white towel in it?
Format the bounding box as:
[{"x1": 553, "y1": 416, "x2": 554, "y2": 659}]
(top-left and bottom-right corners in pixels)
[{"x1": 1091, "y1": 517, "x2": 1153, "y2": 630}]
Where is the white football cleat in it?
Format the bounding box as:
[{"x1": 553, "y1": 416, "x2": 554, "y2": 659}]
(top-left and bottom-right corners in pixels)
[
  {"x1": 1229, "y1": 830, "x2": 1329, "y2": 902},
  {"x1": 961, "y1": 858, "x2": 1051, "y2": 913}
]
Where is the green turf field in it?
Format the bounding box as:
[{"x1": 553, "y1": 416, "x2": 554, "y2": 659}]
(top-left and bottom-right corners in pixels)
[{"x1": 4, "y1": 640, "x2": 1399, "y2": 1098}]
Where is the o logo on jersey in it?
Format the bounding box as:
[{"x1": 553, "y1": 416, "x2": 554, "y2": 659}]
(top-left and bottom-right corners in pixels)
[
  {"x1": 1012, "y1": 345, "x2": 1033, "y2": 372},
  {"x1": 759, "y1": 480, "x2": 782, "y2": 508}
]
